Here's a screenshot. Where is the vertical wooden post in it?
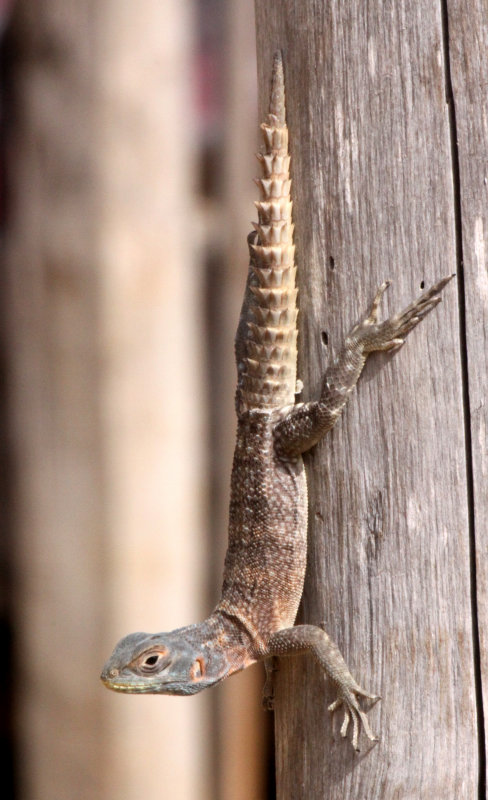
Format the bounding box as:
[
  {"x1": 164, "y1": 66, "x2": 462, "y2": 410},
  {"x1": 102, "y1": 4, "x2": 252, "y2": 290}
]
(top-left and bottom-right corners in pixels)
[
  {"x1": 254, "y1": 1, "x2": 480, "y2": 795},
  {"x1": 5, "y1": 2, "x2": 210, "y2": 798},
  {"x1": 446, "y1": 0, "x2": 488, "y2": 778}
]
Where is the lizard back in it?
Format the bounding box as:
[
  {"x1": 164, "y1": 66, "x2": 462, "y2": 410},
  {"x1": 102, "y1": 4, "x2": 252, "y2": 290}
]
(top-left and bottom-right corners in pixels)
[
  {"x1": 221, "y1": 52, "x2": 308, "y2": 638},
  {"x1": 236, "y1": 51, "x2": 298, "y2": 413}
]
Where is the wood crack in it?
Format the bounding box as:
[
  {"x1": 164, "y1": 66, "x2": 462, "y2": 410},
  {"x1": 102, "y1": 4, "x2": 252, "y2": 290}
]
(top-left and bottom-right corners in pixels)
[{"x1": 440, "y1": 2, "x2": 486, "y2": 794}]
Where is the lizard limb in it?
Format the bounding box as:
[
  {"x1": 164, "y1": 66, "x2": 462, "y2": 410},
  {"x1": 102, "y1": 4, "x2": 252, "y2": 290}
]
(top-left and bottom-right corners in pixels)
[
  {"x1": 261, "y1": 625, "x2": 379, "y2": 750},
  {"x1": 262, "y1": 655, "x2": 279, "y2": 710},
  {"x1": 274, "y1": 275, "x2": 454, "y2": 458}
]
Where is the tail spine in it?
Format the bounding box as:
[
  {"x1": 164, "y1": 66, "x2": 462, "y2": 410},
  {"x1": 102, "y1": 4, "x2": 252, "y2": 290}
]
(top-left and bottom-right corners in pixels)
[{"x1": 239, "y1": 51, "x2": 298, "y2": 412}]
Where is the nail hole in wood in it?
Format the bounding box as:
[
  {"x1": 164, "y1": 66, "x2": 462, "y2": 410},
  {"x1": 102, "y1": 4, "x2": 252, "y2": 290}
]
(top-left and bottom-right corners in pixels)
[
  {"x1": 321, "y1": 331, "x2": 328, "y2": 347},
  {"x1": 420, "y1": 280, "x2": 425, "y2": 289},
  {"x1": 329, "y1": 256, "x2": 335, "y2": 270}
]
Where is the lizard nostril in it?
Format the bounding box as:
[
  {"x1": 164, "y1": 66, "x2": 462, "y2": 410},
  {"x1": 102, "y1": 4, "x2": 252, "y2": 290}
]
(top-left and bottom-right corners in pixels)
[{"x1": 109, "y1": 668, "x2": 119, "y2": 678}]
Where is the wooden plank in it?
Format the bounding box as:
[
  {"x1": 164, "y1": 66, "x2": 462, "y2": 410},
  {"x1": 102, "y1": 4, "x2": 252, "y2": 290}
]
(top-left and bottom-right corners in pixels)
[
  {"x1": 254, "y1": 1, "x2": 478, "y2": 796},
  {"x1": 5, "y1": 2, "x2": 210, "y2": 798},
  {"x1": 446, "y1": 0, "x2": 488, "y2": 776}
]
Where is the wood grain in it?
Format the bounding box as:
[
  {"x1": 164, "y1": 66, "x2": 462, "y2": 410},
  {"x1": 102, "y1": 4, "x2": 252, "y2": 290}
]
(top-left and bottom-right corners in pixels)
[
  {"x1": 446, "y1": 0, "x2": 488, "y2": 777},
  {"x1": 254, "y1": 1, "x2": 479, "y2": 795}
]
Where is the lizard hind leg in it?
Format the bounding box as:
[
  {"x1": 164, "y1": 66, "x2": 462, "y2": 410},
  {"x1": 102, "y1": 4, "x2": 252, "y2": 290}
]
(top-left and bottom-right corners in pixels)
[
  {"x1": 273, "y1": 275, "x2": 454, "y2": 458},
  {"x1": 349, "y1": 274, "x2": 455, "y2": 353},
  {"x1": 262, "y1": 624, "x2": 379, "y2": 751}
]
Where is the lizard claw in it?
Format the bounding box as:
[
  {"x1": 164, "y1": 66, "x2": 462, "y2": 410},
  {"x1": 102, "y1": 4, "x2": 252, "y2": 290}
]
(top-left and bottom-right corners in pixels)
[
  {"x1": 328, "y1": 687, "x2": 380, "y2": 751},
  {"x1": 365, "y1": 280, "x2": 391, "y2": 323},
  {"x1": 261, "y1": 656, "x2": 279, "y2": 710},
  {"x1": 350, "y1": 275, "x2": 454, "y2": 355}
]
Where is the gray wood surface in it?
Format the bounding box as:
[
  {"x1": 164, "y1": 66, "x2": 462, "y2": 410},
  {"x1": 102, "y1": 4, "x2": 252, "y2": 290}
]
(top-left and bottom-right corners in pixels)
[
  {"x1": 254, "y1": 1, "x2": 480, "y2": 796},
  {"x1": 447, "y1": 0, "x2": 488, "y2": 777}
]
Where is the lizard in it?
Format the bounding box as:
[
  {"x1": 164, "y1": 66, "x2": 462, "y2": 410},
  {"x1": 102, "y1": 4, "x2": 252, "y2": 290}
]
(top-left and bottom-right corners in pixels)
[{"x1": 101, "y1": 50, "x2": 452, "y2": 750}]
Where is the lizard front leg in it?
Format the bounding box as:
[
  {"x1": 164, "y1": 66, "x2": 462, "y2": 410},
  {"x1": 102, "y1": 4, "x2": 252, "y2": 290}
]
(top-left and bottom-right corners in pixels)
[
  {"x1": 262, "y1": 656, "x2": 279, "y2": 710},
  {"x1": 260, "y1": 625, "x2": 379, "y2": 750},
  {"x1": 274, "y1": 276, "x2": 453, "y2": 458}
]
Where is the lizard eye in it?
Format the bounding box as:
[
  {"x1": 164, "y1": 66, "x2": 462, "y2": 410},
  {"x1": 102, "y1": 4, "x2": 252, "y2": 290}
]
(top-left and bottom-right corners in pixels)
[{"x1": 137, "y1": 650, "x2": 167, "y2": 674}]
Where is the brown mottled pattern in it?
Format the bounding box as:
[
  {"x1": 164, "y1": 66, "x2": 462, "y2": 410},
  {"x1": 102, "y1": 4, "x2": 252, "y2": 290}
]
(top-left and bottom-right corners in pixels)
[{"x1": 217, "y1": 410, "x2": 307, "y2": 641}]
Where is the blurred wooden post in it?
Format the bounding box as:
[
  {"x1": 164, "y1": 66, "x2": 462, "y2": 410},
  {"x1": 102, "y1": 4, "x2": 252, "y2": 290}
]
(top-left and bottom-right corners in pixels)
[
  {"x1": 6, "y1": 2, "x2": 210, "y2": 799},
  {"x1": 254, "y1": 1, "x2": 480, "y2": 796}
]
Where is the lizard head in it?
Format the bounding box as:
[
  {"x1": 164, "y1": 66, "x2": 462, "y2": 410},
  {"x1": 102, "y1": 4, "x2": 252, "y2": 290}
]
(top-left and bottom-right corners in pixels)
[{"x1": 100, "y1": 628, "x2": 222, "y2": 696}]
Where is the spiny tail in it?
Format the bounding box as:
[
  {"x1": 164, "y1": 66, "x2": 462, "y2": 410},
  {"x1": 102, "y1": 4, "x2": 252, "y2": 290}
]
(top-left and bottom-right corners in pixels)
[{"x1": 236, "y1": 51, "x2": 298, "y2": 413}]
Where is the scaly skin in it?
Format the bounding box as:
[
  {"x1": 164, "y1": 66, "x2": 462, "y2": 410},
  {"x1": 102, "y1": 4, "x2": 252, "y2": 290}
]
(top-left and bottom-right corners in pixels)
[{"x1": 101, "y1": 51, "x2": 453, "y2": 751}]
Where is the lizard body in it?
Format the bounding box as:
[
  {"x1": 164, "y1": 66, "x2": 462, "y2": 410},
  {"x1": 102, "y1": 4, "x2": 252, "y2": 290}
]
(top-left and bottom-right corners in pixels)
[{"x1": 101, "y1": 52, "x2": 452, "y2": 749}]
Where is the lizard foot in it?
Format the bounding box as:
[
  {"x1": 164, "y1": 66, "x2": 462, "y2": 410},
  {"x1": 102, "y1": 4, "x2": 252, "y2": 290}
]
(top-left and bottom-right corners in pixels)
[
  {"x1": 348, "y1": 275, "x2": 454, "y2": 354},
  {"x1": 261, "y1": 656, "x2": 279, "y2": 710},
  {"x1": 263, "y1": 626, "x2": 380, "y2": 749},
  {"x1": 262, "y1": 689, "x2": 275, "y2": 711},
  {"x1": 328, "y1": 684, "x2": 380, "y2": 751}
]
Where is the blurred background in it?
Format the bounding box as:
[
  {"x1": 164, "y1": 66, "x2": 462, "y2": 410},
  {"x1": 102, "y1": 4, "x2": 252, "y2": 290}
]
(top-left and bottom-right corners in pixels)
[{"x1": 0, "y1": 1, "x2": 275, "y2": 798}]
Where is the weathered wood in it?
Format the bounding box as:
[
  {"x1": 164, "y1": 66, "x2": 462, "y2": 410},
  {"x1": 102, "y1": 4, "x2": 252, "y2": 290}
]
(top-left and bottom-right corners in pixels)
[
  {"x1": 254, "y1": 1, "x2": 478, "y2": 796},
  {"x1": 446, "y1": 0, "x2": 488, "y2": 776},
  {"x1": 5, "y1": 2, "x2": 210, "y2": 799}
]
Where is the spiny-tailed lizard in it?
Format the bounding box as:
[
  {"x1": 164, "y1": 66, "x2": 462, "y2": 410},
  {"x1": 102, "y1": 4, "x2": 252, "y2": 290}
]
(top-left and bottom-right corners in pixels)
[{"x1": 101, "y1": 51, "x2": 452, "y2": 750}]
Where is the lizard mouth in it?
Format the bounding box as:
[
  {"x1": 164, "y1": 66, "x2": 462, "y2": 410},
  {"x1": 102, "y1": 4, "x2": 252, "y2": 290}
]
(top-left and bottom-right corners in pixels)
[
  {"x1": 102, "y1": 673, "x2": 219, "y2": 696},
  {"x1": 101, "y1": 679, "x2": 155, "y2": 693}
]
